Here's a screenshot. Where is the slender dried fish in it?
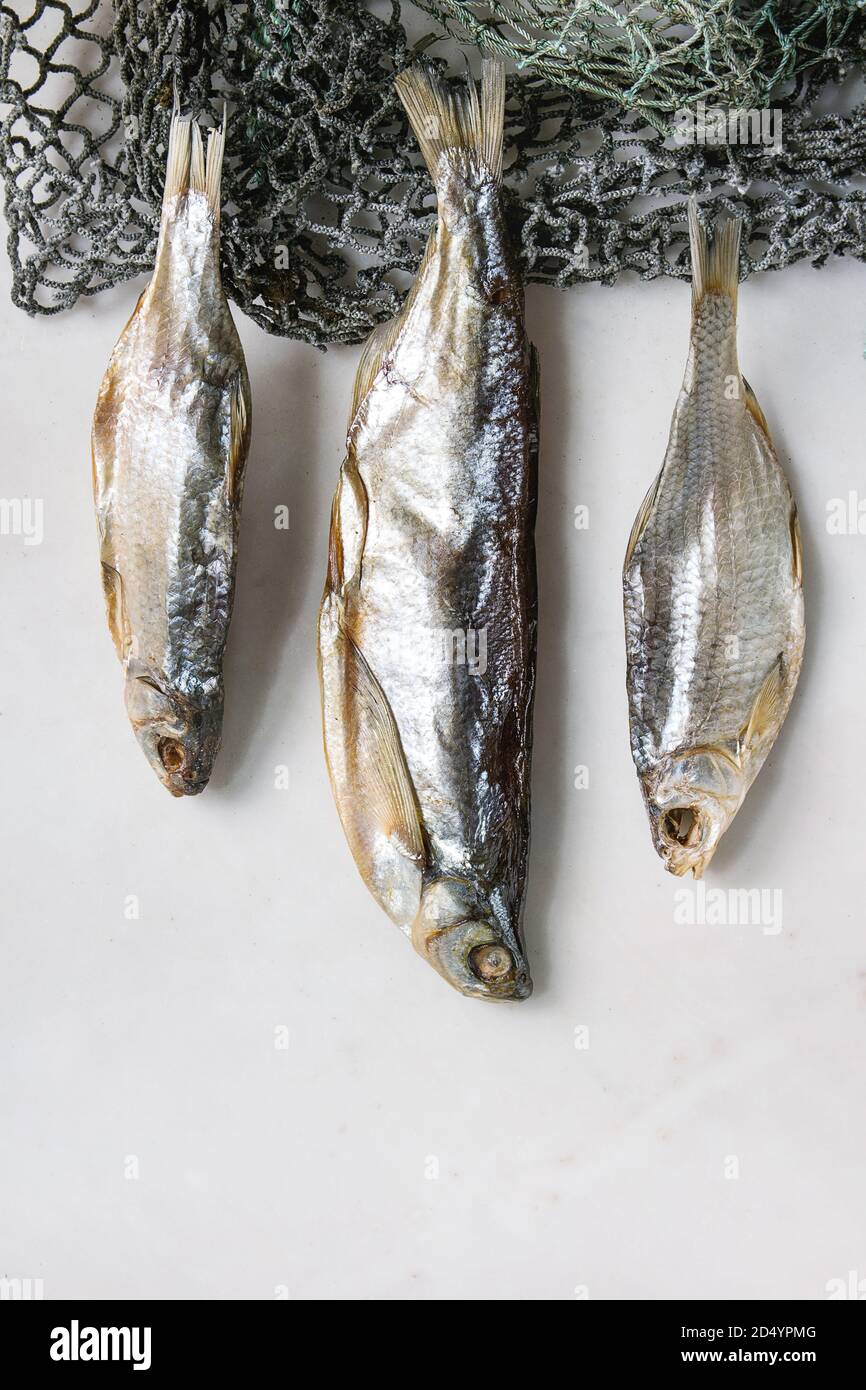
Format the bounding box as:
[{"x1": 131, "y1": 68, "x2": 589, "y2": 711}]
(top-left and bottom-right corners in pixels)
[
  {"x1": 623, "y1": 199, "x2": 804, "y2": 877},
  {"x1": 92, "y1": 104, "x2": 251, "y2": 795},
  {"x1": 318, "y1": 60, "x2": 539, "y2": 998}
]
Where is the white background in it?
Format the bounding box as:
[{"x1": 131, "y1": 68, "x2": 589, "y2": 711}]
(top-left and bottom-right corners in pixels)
[{"x1": 1, "y1": 237, "x2": 865, "y2": 1300}]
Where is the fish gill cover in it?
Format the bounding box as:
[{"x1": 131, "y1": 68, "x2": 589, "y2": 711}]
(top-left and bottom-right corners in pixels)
[{"x1": 2, "y1": 0, "x2": 866, "y2": 346}]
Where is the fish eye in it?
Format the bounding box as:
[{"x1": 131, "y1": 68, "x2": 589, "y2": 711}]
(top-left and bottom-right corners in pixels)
[
  {"x1": 469, "y1": 943, "x2": 515, "y2": 983},
  {"x1": 158, "y1": 738, "x2": 185, "y2": 773}
]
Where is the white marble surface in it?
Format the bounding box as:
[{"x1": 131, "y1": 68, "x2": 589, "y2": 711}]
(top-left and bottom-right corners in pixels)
[{"x1": 1, "y1": 243, "x2": 865, "y2": 1301}]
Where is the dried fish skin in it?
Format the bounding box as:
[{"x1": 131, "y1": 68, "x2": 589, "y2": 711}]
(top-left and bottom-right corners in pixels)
[
  {"x1": 318, "y1": 60, "x2": 538, "y2": 999},
  {"x1": 623, "y1": 199, "x2": 804, "y2": 877},
  {"x1": 92, "y1": 108, "x2": 251, "y2": 796}
]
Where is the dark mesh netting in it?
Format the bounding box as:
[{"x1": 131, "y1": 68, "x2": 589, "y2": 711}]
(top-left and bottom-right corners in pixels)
[{"x1": 2, "y1": 1, "x2": 866, "y2": 347}]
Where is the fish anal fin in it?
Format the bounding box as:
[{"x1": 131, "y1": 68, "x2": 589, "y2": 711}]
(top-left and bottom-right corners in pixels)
[
  {"x1": 227, "y1": 372, "x2": 251, "y2": 507},
  {"x1": 348, "y1": 230, "x2": 439, "y2": 428},
  {"x1": 742, "y1": 376, "x2": 772, "y2": 440},
  {"x1": 319, "y1": 617, "x2": 426, "y2": 929},
  {"x1": 624, "y1": 471, "x2": 662, "y2": 571},
  {"x1": 741, "y1": 655, "x2": 786, "y2": 752},
  {"x1": 349, "y1": 315, "x2": 404, "y2": 424}
]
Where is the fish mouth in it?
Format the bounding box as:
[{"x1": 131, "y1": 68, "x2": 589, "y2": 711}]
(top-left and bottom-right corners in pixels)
[
  {"x1": 661, "y1": 806, "x2": 702, "y2": 851},
  {"x1": 157, "y1": 737, "x2": 210, "y2": 795},
  {"x1": 656, "y1": 803, "x2": 718, "y2": 878},
  {"x1": 166, "y1": 774, "x2": 211, "y2": 798}
]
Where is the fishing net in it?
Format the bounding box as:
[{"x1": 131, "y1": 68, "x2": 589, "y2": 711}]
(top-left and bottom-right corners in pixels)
[
  {"x1": 2, "y1": 1, "x2": 866, "y2": 347},
  {"x1": 414, "y1": 2, "x2": 866, "y2": 128}
]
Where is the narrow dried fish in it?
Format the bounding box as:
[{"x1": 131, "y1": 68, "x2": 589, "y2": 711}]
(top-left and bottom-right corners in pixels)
[
  {"x1": 623, "y1": 199, "x2": 804, "y2": 877},
  {"x1": 92, "y1": 105, "x2": 251, "y2": 795},
  {"x1": 318, "y1": 60, "x2": 539, "y2": 999}
]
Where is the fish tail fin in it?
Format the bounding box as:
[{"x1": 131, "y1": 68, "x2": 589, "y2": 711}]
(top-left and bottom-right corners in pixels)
[
  {"x1": 205, "y1": 105, "x2": 227, "y2": 218},
  {"x1": 163, "y1": 104, "x2": 193, "y2": 205},
  {"x1": 162, "y1": 101, "x2": 225, "y2": 217},
  {"x1": 395, "y1": 56, "x2": 505, "y2": 186},
  {"x1": 189, "y1": 121, "x2": 206, "y2": 194},
  {"x1": 688, "y1": 196, "x2": 741, "y2": 316}
]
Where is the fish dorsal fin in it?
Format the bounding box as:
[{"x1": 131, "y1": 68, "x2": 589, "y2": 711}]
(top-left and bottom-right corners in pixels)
[
  {"x1": 740, "y1": 655, "x2": 786, "y2": 753},
  {"x1": 227, "y1": 373, "x2": 251, "y2": 507},
  {"x1": 624, "y1": 471, "x2": 662, "y2": 571},
  {"x1": 395, "y1": 56, "x2": 505, "y2": 187},
  {"x1": 688, "y1": 196, "x2": 741, "y2": 316},
  {"x1": 742, "y1": 376, "x2": 772, "y2": 440}
]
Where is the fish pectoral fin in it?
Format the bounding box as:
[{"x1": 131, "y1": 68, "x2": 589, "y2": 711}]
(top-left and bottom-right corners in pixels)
[
  {"x1": 740, "y1": 654, "x2": 786, "y2": 753},
  {"x1": 319, "y1": 617, "x2": 426, "y2": 928},
  {"x1": 344, "y1": 635, "x2": 426, "y2": 862},
  {"x1": 100, "y1": 560, "x2": 130, "y2": 660},
  {"x1": 227, "y1": 372, "x2": 251, "y2": 507},
  {"x1": 742, "y1": 376, "x2": 772, "y2": 442},
  {"x1": 624, "y1": 471, "x2": 662, "y2": 571}
]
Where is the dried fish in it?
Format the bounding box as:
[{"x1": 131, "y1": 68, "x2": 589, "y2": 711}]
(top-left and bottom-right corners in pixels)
[
  {"x1": 92, "y1": 105, "x2": 251, "y2": 795},
  {"x1": 318, "y1": 60, "x2": 539, "y2": 998},
  {"x1": 623, "y1": 199, "x2": 804, "y2": 876}
]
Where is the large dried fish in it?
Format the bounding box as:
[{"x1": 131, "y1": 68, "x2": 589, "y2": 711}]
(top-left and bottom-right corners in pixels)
[
  {"x1": 318, "y1": 60, "x2": 539, "y2": 999},
  {"x1": 623, "y1": 200, "x2": 804, "y2": 877},
  {"x1": 92, "y1": 105, "x2": 251, "y2": 795}
]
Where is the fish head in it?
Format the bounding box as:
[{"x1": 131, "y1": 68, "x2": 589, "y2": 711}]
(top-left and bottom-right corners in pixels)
[
  {"x1": 412, "y1": 878, "x2": 532, "y2": 1001},
  {"x1": 644, "y1": 745, "x2": 744, "y2": 878},
  {"x1": 124, "y1": 663, "x2": 222, "y2": 796}
]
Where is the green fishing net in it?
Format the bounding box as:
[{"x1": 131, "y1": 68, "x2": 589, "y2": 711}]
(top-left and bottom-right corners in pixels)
[
  {"x1": 415, "y1": 2, "x2": 866, "y2": 128},
  {"x1": 2, "y1": 1, "x2": 866, "y2": 347}
]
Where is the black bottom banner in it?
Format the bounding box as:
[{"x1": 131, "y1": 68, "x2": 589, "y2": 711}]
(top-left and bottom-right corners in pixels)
[{"x1": 3, "y1": 1298, "x2": 862, "y2": 1373}]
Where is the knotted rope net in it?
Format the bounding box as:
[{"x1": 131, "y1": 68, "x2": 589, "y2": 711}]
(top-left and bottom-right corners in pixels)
[
  {"x1": 415, "y1": 2, "x2": 866, "y2": 127},
  {"x1": 2, "y1": 1, "x2": 866, "y2": 347}
]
